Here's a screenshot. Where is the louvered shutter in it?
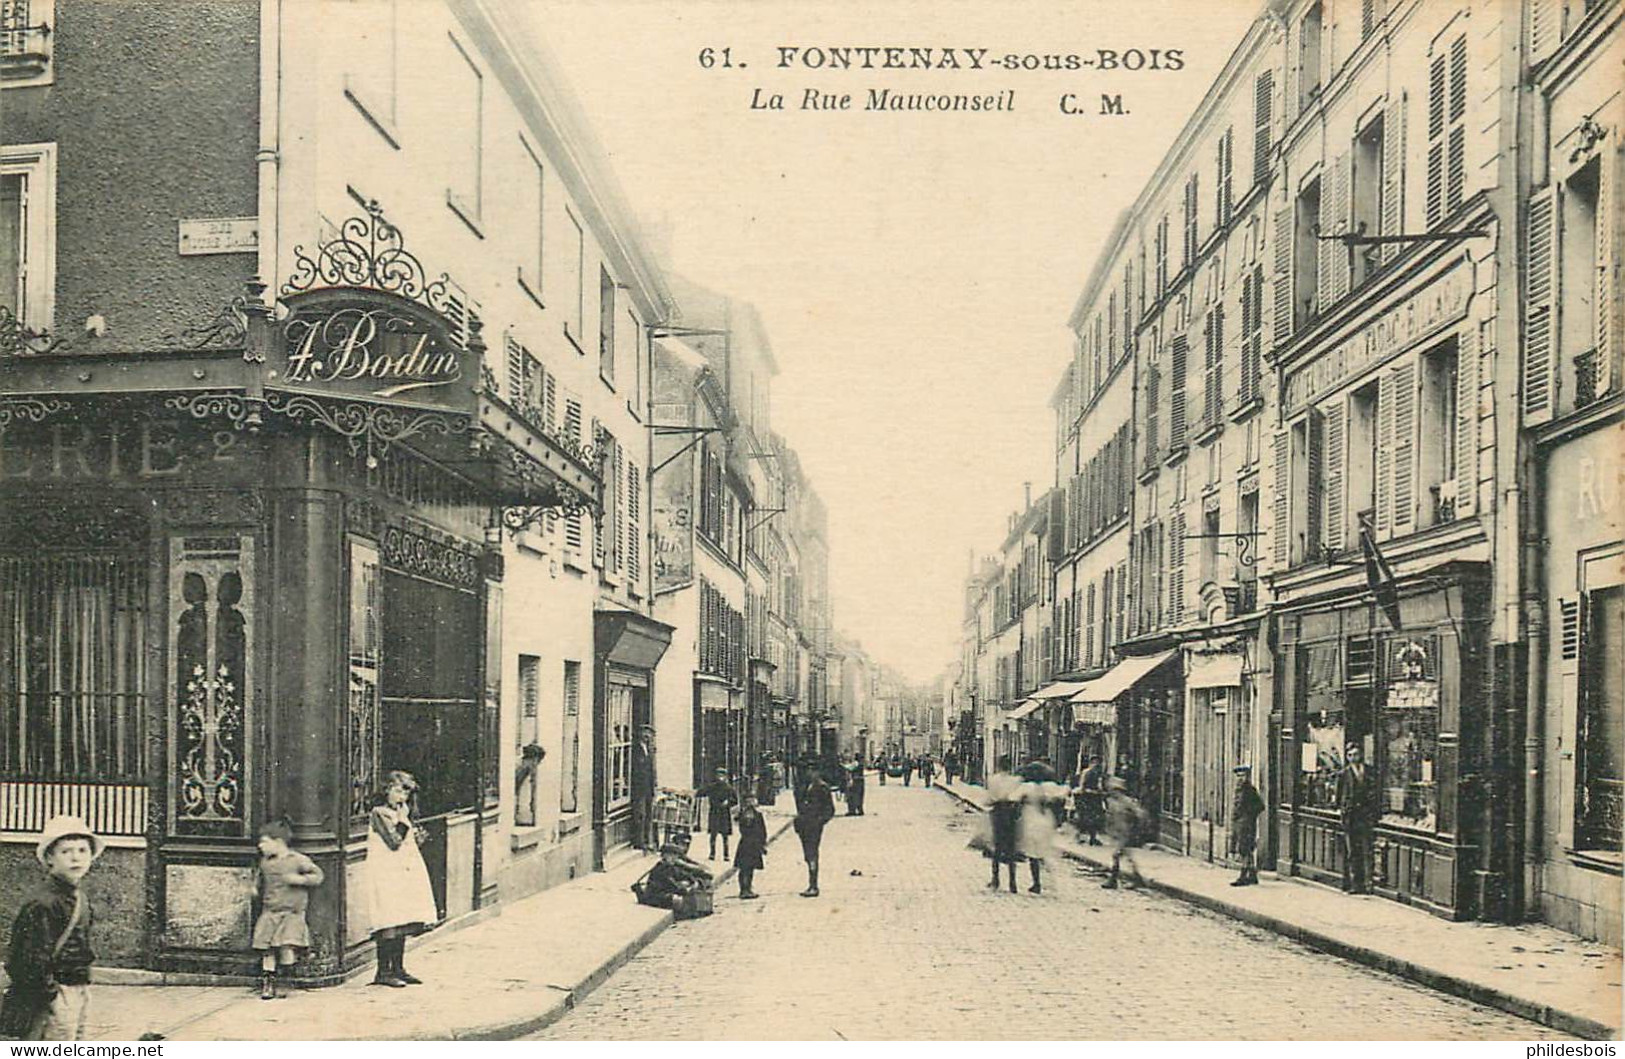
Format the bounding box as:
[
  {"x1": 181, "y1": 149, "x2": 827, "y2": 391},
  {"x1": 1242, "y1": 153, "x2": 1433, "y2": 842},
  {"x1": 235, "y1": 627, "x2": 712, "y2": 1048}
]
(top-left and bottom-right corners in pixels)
[
  {"x1": 1115, "y1": 560, "x2": 1129, "y2": 645},
  {"x1": 1381, "y1": 93, "x2": 1406, "y2": 263},
  {"x1": 1145, "y1": 363, "x2": 1161, "y2": 463},
  {"x1": 1101, "y1": 568, "x2": 1114, "y2": 657},
  {"x1": 1169, "y1": 508, "x2": 1186, "y2": 625},
  {"x1": 1323, "y1": 401, "x2": 1347, "y2": 553},
  {"x1": 1596, "y1": 138, "x2": 1619, "y2": 397},
  {"x1": 1446, "y1": 37, "x2": 1467, "y2": 215},
  {"x1": 1085, "y1": 585, "x2": 1096, "y2": 667},
  {"x1": 1426, "y1": 53, "x2": 1447, "y2": 228},
  {"x1": 1207, "y1": 305, "x2": 1225, "y2": 426},
  {"x1": 1273, "y1": 205, "x2": 1295, "y2": 343},
  {"x1": 564, "y1": 398, "x2": 585, "y2": 552},
  {"x1": 1454, "y1": 325, "x2": 1478, "y2": 518},
  {"x1": 1335, "y1": 151, "x2": 1353, "y2": 299},
  {"x1": 1524, "y1": 185, "x2": 1559, "y2": 423},
  {"x1": 1318, "y1": 156, "x2": 1341, "y2": 311},
  {"x1": 1128, "y1": 538, "x2": 1142, "y2": 637},
  {"x1": 1254, "y1": 71, "x2": 1274, "y2": 187},
  {"x1": 506, "y1": 334, "x2": 525, "y2": 405},
  {"x1": 592, "y1": 419, "x2": 607, "y2": 569},
  {"x1": 1272, "y1": 428, "x2": 1291, "y2": 567},
  {"x1": 1285, "y1": 21, "x2": 1300, "y2": 127},
  {"x1": 1239, "y1": 272, "x2": 1255, "y2": 409},
  {"x1": 1170, "y1": 335, "x2": 1189, "y2": 450},
  {"x1": 1529, "y1": 0, "x2": 1563, "y2": 66},
  {"x1": 1390, "y1": 361, "x2": 1417, "y2": 534},
  {"x1": 1305, "y1": 411, "x2": 1325, "y2": 559},
  {"x1": 626, "y1": 459, "x2": 641, "y2": 582},
  {"x1": 1376, "y1": 369, "x2": 1396, "y2": 536}
]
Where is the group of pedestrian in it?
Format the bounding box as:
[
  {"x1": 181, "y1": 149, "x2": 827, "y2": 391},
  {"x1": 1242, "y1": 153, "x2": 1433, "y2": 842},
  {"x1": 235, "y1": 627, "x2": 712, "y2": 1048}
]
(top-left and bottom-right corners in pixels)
[
  {"x1": 976, "y1": 758, "x2": 1069, "y2": 894},
  {"x1": 2, "y1": 769, "x2": 440, "y2": 1039}
]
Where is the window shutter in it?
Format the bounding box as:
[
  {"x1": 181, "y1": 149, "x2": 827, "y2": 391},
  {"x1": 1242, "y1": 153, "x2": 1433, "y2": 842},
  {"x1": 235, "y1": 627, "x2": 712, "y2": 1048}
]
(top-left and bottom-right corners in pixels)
[
  {"x1": 1084, "y1": 585, "x2": 1096, "y2": 667},
  {"x1": 564, "y1": 398, "x2": 585, "y2": 551},
  {"x1": 1454, "y1": 325, "x2": 1479, "y2": 518},
  {"x1": 1169, "y1": 508, "x2": 1186, "y2": 625},
  {"x1": 1595, "y1": 138, "x2": 1619, "y2": 397},
  {"x1": 1115, "y1": 560, "x2": 1129, "y2": 646},
  {"x1": 1128, "y1": 538, "x2": 1142, "y2": 637},
  {"x1": 1218, "y1": 128, "x2": 1234, "y2": 225},
  {"x1": 1390, "y1": 361, "x2": 1417, "y2": 533},
  {"x1": 1529, "y1": 0, "x2": 1563, "y2": 66},
  {"x1": 1285, "y1": 21, "x2": 1301, "y2": 127},
  {"x1": 592, "y1": 419, "x2": 607, "y2": 569},
  {"x1": 1335, "y1": 151, "x2": 1353, "y2": 299},
  {"x1": 1559, "y1": 598, "x2": 1581, "y2": 663},
  {"x1": 1239, "y1": 272, "x2": 1255, "y2": 408},
  {"x1": 1101, "y1": 569, "x2": 1114, "y2": 657},
  {"x1": 1273, "y1": 205, "x2": 1294, "y2": 343},
  {"x1": 1254, "y1": 71, "x2": 1274, "y2": 187},
  {"x1": 1272, "y1": 428, "x2": 1291, "y2": 567},
  {"x1": 1381, "y1": 93, "x2": 1407, "y2": 263},
  {"x1": 1318, "y1": 157, "x2": 1342, "y2": 311},
  {"x1": 1426, "y1": 53, "x2": 1447, "y2": 228},
  {"x1": 506, "y1": 334, "x2": 524, "y2": 405},
  {"x1": 1376, "y1": 368, "x2": 1396, "y2": 536},
  {"x1": 1306, "y1": 410, "x2": 1325, "y2": 558},
  {"x1": 1524, "y1": 185, "x2": 1559, "y2": 423},
  {"x1": 1206, "y1": 305, "x2": 1224, "y2": 426},
  {"x1": 1170, "y1": 335, "x2": 1189, "y2": 450},
  {"x1": 626, "y1": 459, "x2": 641, "y2": 581},
  {"x1": 1145, "y1": 363, "x2": 1162, "y2": 462},
  {"x1": 1323, "y1": 401, "x2": 1347, "y2": 552}
]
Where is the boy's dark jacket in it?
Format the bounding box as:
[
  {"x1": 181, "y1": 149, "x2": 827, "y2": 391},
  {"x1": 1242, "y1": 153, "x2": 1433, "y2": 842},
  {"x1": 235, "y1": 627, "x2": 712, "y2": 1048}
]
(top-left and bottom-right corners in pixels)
[{"x1": 2, "y1": 876, "x2": 94, "y2": 1036}]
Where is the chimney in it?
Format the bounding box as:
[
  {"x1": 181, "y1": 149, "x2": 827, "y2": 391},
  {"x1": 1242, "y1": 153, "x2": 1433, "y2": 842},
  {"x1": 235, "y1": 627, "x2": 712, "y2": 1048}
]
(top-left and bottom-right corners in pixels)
[{"x1": 1024, "y1": 481, "x2": 1032, "y2": 510}]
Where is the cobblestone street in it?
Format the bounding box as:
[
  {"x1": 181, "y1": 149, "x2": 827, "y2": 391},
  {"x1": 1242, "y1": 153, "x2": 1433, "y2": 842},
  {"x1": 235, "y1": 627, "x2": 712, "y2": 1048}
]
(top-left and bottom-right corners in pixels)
[{"x1": 536, "y1": 783, "x2": 1560, "y2": 1041}]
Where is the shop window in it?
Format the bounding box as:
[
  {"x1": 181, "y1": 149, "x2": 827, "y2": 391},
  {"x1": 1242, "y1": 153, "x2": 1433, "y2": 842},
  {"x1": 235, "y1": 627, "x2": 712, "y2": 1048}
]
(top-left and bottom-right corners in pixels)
[
  {"x1": 1294, "y1": 176, "x2": 1321, "y2": 329},
  {"x1": 560, "y1": 661, "x2": 581, "y2": 814},
  {"x1": 515, "y1": 655, "x2": 541, "y2": 828},
  {"x1": 348, "y1": 541, "x2": 381, "y2": 822},
  {"x1": 1576, "y1": 583, "x2": 1623, "y2": 852},
  {"x1": 1351, "y1": 114, "x2": 1385, "y2": 289},
  {"x1": 1419, "y1": 339, "x2": 1460, "y2": 527},
  {"x1": 0, "y1": 144, "x2": 56, "y2": 336},
  {"x1": 1378, "y1": 638, "x2": 1439, "y2": 831},
  {"x1": 1, "y1": 554, "x2": 148, "y2": 783},
  {"x1": 1298, "y1": 643, "x2": 1344, "y2": 809},
  {"x1": 445, "y1": 35, "x2": 483, "y2": 229}
]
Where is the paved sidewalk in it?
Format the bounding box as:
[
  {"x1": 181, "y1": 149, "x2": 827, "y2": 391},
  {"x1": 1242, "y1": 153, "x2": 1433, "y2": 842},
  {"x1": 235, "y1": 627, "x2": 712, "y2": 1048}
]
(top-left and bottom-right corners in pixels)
[
  {"x1": 73, "y1": 809, "x2": 794, "y2": 1040},
  {"x1": 935, "y1": 778, "x2": 1622, "y2": 1040}
]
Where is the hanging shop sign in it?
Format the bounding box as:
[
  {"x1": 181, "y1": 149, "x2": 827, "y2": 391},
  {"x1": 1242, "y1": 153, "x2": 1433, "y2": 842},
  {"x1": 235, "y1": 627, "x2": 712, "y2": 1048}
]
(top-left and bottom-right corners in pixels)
[
  {"x1": 275, "y1": 288, "x2": 476, "y2": 411},
  {"x1": 1284, "y1": 257, "x2": 1473, "y2": 412}
]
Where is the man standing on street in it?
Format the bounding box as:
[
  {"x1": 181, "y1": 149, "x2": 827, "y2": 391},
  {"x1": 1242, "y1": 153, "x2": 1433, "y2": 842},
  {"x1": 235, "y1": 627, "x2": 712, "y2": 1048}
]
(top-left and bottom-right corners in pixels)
[
  {"x1": 1337, "y1": 743, "x2": 1375, "y2": 894},
  {"x1": 844, "y1": 755, "x2": 866, "y2": 816},
  {"x1": 1229, "y1": 764, "x2": 1265, "y2": 886},
  {"x1": 793, "y1": 759, "x2": 836, "y2": 897}
]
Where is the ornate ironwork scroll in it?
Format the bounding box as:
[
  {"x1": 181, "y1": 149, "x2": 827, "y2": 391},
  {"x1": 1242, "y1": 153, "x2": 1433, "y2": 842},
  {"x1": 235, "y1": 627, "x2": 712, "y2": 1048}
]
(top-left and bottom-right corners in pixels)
[
  {"x1": 0, "y1": 306, "x2": 67, "y2": 357},
  {"x1": 163, "y1": 391, "x2": 260, "y2": 431},
  {"x1": 0, "y1": 395, "x2": 70, "y2": 428},
  {"x1": 264, "y1": 390, "x2": 470, "y2": 466},
  {"x1": 380, "y1": 522, "x2": 482, "y2": 591},
  {"x1": 160, "y1": 294, "x2": 251, "y2": 351},
  {"x1": 281, "y1": 200, "x2": 451, "y2": 314}
]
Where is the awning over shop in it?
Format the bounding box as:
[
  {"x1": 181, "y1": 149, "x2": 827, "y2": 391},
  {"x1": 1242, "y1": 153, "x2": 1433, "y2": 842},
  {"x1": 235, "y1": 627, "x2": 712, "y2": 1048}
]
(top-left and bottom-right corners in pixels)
[
  {"x1": 1068, "y1": 648, "x2": 1179, "y2": 703},
  {"x1": 1187, "y1": 652, "x2": 1244, "y2": 689},
  {"x1": 1005, "y1": 699, "x2": 1044, "y2": 721},
  {"x1": 1030, "y1": 680, "x2": 1091, "y2": 700},
  {"x1": 1071, "y1": 702, "x2": 1117, "y2": 726}
]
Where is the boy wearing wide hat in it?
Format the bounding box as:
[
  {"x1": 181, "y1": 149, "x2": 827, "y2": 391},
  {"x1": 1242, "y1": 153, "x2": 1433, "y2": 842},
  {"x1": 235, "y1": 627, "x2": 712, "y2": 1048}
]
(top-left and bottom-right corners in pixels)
[{"x1": 2, "y1": 816, "x2": 105, "y2": 1040}]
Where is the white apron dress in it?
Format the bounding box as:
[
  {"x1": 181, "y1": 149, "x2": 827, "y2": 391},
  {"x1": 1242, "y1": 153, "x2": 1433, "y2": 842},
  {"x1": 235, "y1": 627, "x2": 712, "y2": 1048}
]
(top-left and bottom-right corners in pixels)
[{"x1": 362, "y1": 805, "x2": 439, "y2": 934}]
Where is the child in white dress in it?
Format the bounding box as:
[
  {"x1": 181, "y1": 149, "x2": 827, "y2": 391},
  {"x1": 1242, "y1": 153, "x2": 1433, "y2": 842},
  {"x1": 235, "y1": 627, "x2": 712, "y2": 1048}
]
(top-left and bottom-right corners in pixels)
[{"x1": 363, "y1": 770, "x2": 438, "y2": 987}]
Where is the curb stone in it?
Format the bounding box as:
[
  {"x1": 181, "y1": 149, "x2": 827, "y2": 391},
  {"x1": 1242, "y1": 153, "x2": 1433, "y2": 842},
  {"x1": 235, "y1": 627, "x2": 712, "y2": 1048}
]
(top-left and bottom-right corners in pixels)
[{"x1": 931, "y1": 780, "x2": 1617, "y2": 1041}]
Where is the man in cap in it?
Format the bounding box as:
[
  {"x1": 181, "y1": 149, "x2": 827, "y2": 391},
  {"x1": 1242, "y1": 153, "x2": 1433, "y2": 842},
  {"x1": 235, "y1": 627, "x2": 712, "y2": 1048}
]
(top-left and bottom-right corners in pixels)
[
  {"x1": 1337, "y1": 742, "x2": 1376, "y2": 894},
  {"x1": 634, "y1": 834, "x2": 713, "y2": 910},
  {"x1": 793, "y1": 757, "x2": 836, "y2": 897},
  {"x1": 1229, "y1": 764, "x2": 1265, "y2": 886},
  {"x1": 3, "y1": 816, "x2": 104, "y2": 1040}
]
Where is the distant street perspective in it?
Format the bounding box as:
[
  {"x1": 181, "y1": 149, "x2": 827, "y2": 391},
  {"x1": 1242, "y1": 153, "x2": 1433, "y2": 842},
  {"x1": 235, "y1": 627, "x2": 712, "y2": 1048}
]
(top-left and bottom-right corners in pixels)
[{"x1": 537, "y1": 783, "x2": 1558, "y2": 1041}]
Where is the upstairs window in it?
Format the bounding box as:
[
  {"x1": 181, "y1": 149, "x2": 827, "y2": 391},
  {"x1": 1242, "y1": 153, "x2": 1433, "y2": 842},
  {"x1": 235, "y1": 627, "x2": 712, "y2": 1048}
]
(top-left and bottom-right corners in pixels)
[
  {"x1": 1154, "y1": 216, "x2": 1170, "y2": 297},
  {"x1": 1253, "y1": 70, "x2": 1274, "y2": 186},
  {"x1": 599, "y1": 266, "x2": 616, "y2": 384},
  {"x1": 1216, "y1": 128, "x2": 1235, "y2": 227},
  {"x1": 1418, "y1": 338, "x2": 1460, "y2": 528},
  {"x1": 1294, "y1": 175, "x2": 1322, "y2": 329},
  {"x1": 1183, "y1": 173, "x2": 1200, "y2": 267},
  {"x1": 343, "y1": 0, "x2": 398, "y2": 139},
  {"x1": 1352, "y1": 114, "x2": 1385, "y2": 289},
  {"x1": 1426, "y1": 35, "x2": 1467, "y2": 228},
  {"x1": 1, "y1": 0, "x2": 54, "y2": 85},
  {"x1": 446, "y1": 36, "x2": 484, "y2": 228},
  {"x1": 1299, "y1": 2, "x2": 1324, "y2": 111},
  {"x1": 519, "y1": 140, "x2": 545, "y2": 299},
  {"x1": 565, "y1": 210, "x2": 585, "y2": 346},
  {"x1": 0, "y1": 144, "x2": 55, "y2": 338}
]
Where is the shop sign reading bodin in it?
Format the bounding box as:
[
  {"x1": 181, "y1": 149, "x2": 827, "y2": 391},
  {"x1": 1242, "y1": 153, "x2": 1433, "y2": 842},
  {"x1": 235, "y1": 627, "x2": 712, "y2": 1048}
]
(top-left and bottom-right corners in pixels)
[{"x1": 275, "y1": 288, "x2": 475, "y2": 411}]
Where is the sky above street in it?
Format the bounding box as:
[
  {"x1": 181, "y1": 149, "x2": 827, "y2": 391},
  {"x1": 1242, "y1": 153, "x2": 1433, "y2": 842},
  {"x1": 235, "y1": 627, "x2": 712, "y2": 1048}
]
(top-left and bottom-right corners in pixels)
[{"x1": 531, "y1": 0, "x2": 1259, "y2": 683}]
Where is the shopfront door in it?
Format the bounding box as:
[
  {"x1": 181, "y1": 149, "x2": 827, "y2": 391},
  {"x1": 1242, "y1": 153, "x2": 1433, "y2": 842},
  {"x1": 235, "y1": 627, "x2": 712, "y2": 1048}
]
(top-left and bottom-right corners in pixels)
[{"x1": 380, "y1": 568, "x2": 480, "y2": 921}]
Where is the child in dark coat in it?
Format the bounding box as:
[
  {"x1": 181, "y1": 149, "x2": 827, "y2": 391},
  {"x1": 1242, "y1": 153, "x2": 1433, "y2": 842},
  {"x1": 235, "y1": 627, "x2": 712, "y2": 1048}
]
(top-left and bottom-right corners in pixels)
[
  {"x1": 699, "y1": 767, "x2": 738, "y2": 861},
  {"x1": 733, "y1": 796, "x2": 768, "y2": 899},
  {"x1": 2, "y1": 816, "x2": 102, "y2": 1041}
]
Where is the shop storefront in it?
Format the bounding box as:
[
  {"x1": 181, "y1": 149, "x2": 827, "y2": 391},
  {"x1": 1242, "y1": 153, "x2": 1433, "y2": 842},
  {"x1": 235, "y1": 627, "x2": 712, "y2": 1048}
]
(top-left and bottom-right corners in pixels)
[
  {"x1": 0, "y1": 209, "x2": 603, "y2": 980},
  {"x1": 594, "y1": 610, "x2": 672, "y2": 861},
  {"x1": 1182, "y1": 640, "x2": 1260, "y2": 865},
  {"x1": 1072, "y1": 649, "x2": 1180, "y2": 845},
  {"x1": 1274, "y1": 567, "x2": 1491, "y2": 919}
]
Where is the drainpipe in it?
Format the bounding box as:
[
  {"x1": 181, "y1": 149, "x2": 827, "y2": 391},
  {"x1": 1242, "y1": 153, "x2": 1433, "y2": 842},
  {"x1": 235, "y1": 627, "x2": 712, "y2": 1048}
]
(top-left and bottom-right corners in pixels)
[
  {"x1": 1523, "y1": 449, "x2": 1546, "y2": 913},
  {"x1": 256, "y1": 0, "x2": 281, "y2": 298}
]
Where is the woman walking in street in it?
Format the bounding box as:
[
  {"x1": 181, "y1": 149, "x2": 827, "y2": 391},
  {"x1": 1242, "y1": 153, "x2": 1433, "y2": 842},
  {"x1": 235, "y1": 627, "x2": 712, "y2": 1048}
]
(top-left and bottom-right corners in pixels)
[
  {"x1": 363, "y1": 770, "x2": 439, "y2": 987},
  {"x1": 1018, "y1": 775, "x2": 1063, "y2": 894}
]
